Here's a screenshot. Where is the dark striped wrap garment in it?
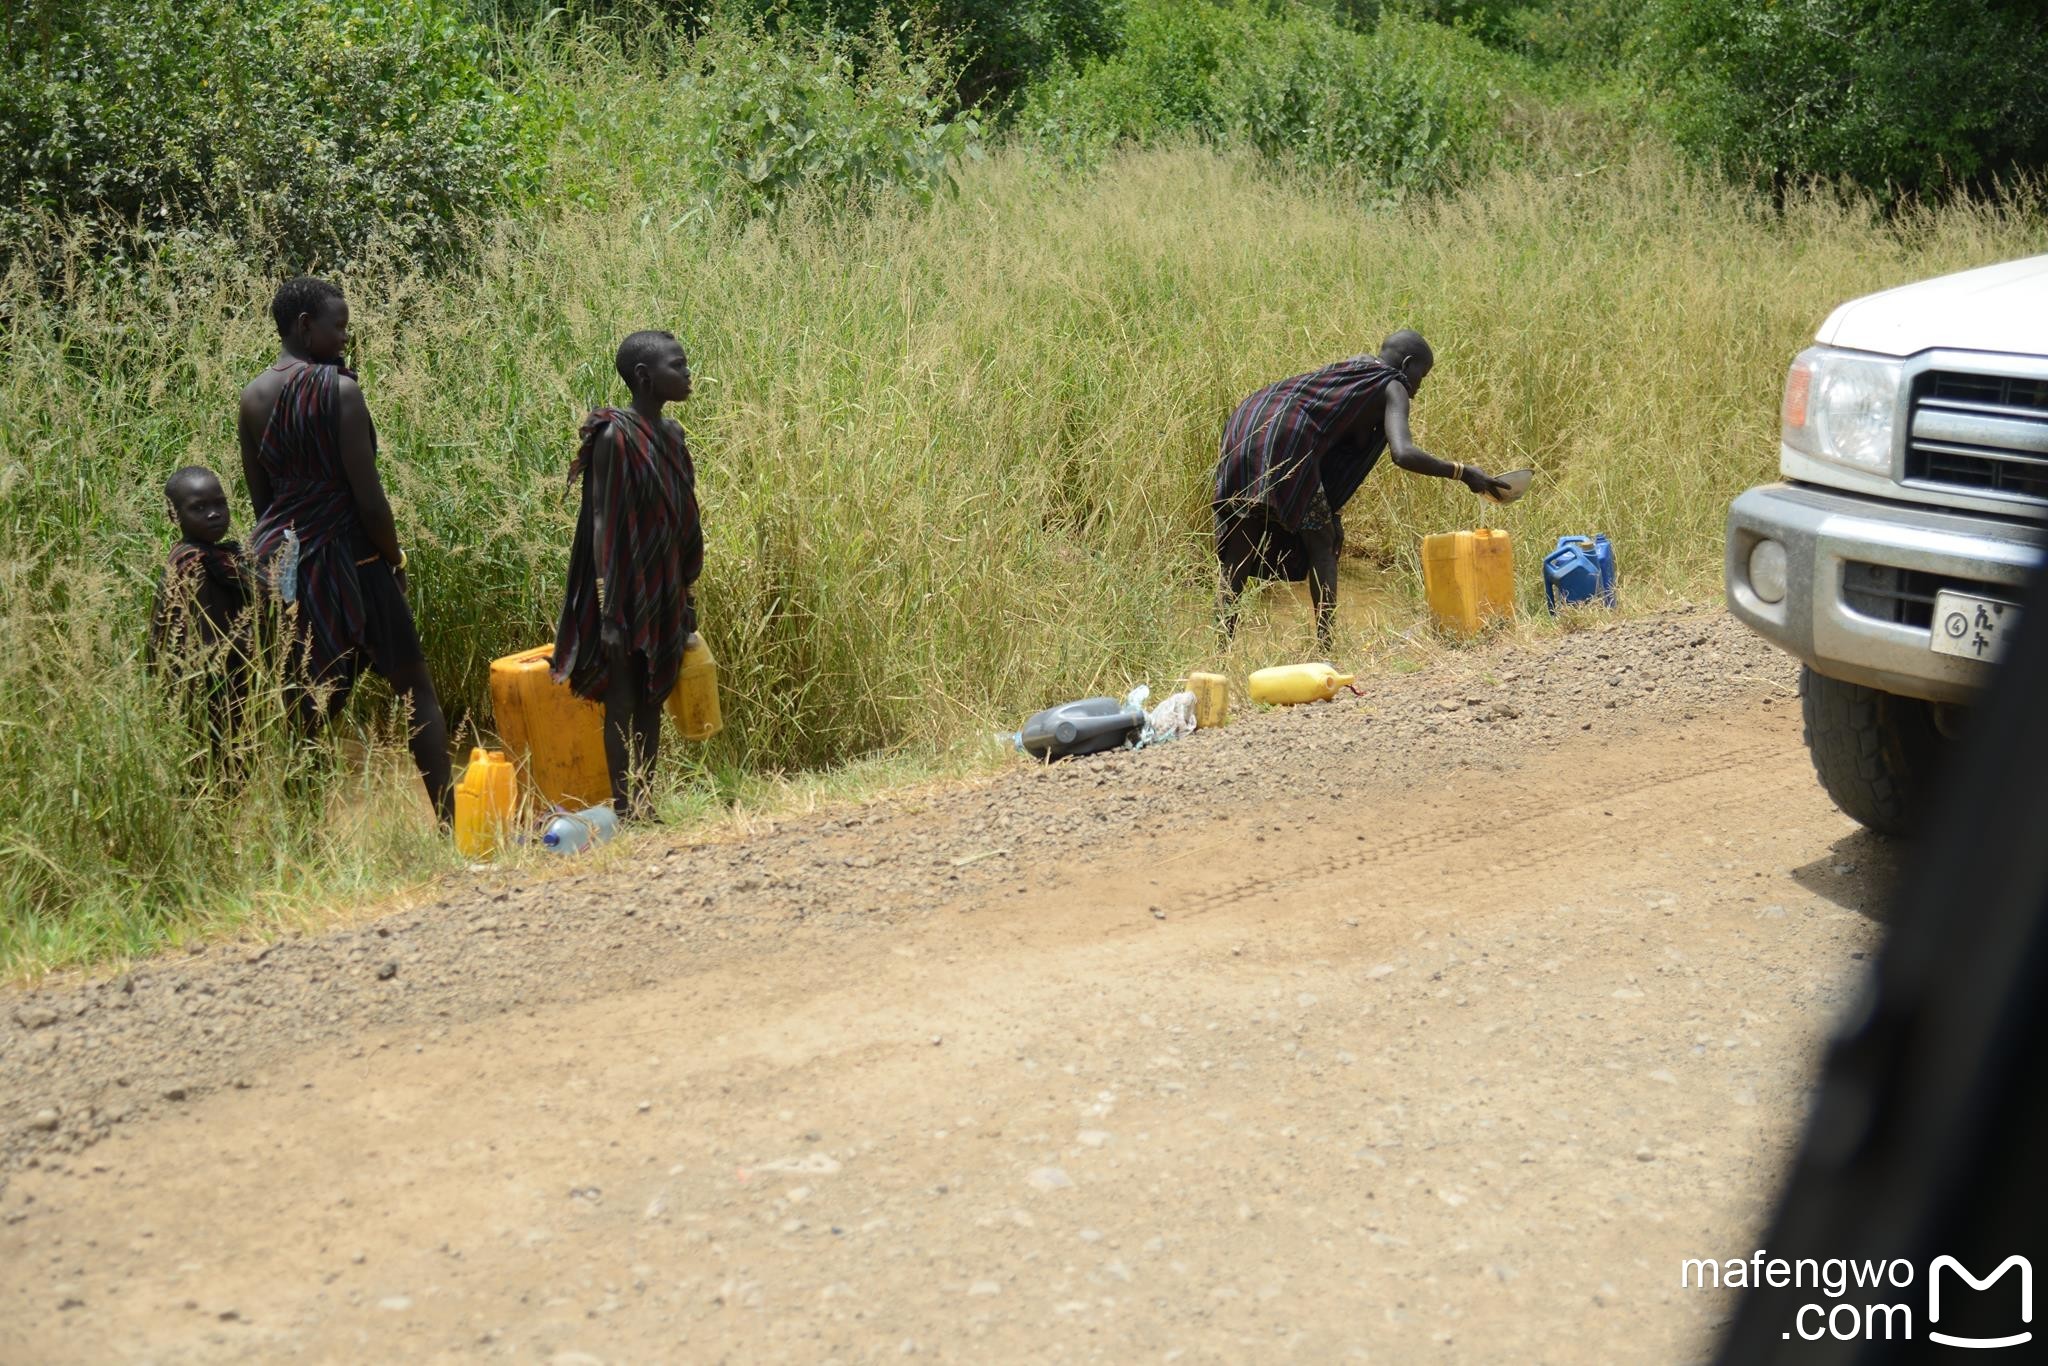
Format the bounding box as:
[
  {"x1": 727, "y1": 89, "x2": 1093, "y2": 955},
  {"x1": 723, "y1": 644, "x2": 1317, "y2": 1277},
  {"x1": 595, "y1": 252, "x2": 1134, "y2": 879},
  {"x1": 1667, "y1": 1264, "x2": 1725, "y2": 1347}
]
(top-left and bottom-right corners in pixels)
[
  {"x1": 552, "y1": 407, "x2": 701, "y2": 702},
  {"x1": 247, "y1": 360, "x2": 377, "y2": 686},
  {"x1": 1212, "y1": 354, "x2": 1412, "y2": 530}
]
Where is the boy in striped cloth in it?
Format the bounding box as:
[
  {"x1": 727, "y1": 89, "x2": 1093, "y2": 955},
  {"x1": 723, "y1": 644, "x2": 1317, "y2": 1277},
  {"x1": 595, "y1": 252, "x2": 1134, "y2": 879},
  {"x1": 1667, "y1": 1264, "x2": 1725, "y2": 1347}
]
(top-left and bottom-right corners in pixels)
[
  {"x1": 148, "y1": 465, "x2": 254, "y2": 756},
  {"x1": 552, "y1": 331, "x2": 703, "y2": 821},
  {"x1": 1213, "y1": 330, "x2": 1510, "y2": 652}
]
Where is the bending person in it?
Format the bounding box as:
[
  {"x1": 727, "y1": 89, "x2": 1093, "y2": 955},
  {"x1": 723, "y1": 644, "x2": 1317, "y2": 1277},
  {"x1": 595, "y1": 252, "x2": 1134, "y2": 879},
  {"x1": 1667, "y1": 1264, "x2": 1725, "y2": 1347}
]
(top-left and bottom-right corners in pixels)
[{"x1": 1213, "y1": 330, "x2": 1510, "y2": 652}]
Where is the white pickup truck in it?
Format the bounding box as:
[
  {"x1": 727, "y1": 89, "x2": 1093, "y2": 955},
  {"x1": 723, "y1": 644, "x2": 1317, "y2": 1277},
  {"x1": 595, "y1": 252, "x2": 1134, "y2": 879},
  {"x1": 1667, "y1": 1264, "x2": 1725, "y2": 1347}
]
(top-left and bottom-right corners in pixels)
[{"x1": 1725, "y1": 254, "x2": 2048, "y2": 835}]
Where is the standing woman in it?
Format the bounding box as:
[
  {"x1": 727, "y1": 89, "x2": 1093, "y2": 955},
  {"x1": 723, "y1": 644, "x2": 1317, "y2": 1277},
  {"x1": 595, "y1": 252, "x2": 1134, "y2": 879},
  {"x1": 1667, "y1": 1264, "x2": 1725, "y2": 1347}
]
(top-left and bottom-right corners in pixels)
[{"x1": 238, "y1": 276, "x2": 452, "y2": 823}]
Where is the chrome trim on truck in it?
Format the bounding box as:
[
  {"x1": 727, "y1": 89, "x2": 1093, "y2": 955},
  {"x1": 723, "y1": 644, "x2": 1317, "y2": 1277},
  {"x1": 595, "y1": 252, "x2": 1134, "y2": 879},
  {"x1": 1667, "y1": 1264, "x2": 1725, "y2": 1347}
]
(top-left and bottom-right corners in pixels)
[
  {"x1": 1725, "y1": 482, "x2": 2048, "y2": 705},
  {"x1": 1905, "y1": 369, "x2": 2048, "y2": 505},
  {"x1": 1893, "y1": 352, "x2": 2048, "y2": 519}
]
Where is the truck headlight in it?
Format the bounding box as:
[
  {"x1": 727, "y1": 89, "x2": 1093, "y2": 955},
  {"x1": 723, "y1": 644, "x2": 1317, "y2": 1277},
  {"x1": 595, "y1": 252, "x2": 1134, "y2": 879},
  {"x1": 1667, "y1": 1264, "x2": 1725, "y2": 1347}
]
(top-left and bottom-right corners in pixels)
[{"x1": 1781, "y1": 346, "x2": 1903, "y2": 473}]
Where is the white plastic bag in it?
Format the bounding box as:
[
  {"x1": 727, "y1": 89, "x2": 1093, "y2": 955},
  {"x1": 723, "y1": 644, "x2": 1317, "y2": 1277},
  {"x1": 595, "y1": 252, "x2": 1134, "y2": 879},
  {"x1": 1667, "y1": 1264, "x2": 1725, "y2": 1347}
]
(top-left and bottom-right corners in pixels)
[{"x1": 1136, "y1": 689, "x2": 1197, "y2": 748}]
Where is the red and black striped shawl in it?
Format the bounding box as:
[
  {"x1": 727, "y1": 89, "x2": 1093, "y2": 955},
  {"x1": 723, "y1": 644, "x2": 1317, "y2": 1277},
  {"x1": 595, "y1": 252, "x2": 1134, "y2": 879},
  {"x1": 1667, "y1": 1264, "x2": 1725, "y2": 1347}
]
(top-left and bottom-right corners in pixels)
[
  {"x1": 552, "y1": 407, "x2": 702, "y2": 702},
  {"x1": 1213, "y1": 355, "x2": 1412, "y2": 531},
  {"x1": 247, "y1": 360, "x2": 377, "y2": 685}
]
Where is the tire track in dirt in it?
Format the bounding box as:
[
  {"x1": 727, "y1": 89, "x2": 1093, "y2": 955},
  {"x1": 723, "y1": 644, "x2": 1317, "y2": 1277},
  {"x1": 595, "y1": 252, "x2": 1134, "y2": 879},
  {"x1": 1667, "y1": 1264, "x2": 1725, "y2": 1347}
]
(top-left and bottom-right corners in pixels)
[{"x1": 1178, "y1": 737, "x2": 1792, "y2": 914}]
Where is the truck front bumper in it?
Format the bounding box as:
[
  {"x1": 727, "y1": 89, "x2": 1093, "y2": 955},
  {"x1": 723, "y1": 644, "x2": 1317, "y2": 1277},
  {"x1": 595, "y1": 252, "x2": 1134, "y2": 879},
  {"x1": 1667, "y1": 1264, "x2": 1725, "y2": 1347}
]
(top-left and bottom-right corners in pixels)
[{"x1": 1725, "y1": 482, "x2": 2047, "y2": 705}]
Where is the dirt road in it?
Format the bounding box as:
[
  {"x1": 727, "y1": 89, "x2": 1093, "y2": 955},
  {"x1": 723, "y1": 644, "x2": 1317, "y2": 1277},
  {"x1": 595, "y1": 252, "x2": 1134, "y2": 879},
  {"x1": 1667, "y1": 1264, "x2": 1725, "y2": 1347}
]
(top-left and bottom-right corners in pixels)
[{"x1": 1, "y1": 611, "x2": 1892, "y2": 1364}]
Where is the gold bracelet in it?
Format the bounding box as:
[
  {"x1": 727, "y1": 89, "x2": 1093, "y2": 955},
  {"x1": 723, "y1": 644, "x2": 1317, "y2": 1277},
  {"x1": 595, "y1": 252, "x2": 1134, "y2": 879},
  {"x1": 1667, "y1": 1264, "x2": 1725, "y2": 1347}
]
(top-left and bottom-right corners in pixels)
[
  {"x1": 1452, "y1": 461, "x2": 1465, "y2": 482},
  {"x1": 393, "y1": 548, "x2": 407, "y2": 571}
]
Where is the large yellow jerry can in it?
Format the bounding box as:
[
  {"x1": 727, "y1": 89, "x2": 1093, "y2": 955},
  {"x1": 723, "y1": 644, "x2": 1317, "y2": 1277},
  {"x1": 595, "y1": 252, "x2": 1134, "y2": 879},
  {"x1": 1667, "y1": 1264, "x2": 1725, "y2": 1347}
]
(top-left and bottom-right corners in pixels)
[
  {"x1": 453, "y1": 747, "x2": 517, "y2": 859},
  {"x1": 1249, "y1": 662, "x2": 1356, "y2": 705},
  {"x1": 488, "y1": 645, "x2": 610, "y2": 810},
  {"x1": 1422, "y1": 528, "x2": 1514, "y2": 635},
  {"x1": 665, "y1": 632, "x2": 723, "y2": 742}
]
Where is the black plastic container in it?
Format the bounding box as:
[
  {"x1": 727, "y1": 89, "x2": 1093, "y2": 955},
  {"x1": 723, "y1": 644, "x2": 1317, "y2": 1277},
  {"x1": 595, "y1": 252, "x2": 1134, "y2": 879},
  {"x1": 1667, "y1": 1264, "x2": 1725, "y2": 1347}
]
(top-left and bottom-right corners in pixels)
[{"x1": 1017, "y1": 696, "x2": 1143, "y2": 762}]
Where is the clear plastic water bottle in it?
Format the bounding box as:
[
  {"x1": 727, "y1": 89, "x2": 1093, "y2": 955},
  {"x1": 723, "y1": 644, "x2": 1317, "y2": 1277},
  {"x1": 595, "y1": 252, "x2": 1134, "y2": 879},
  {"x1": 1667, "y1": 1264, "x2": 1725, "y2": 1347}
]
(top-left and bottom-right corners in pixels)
[
  {"x1": 540, "y1": 804, "x2": 619, "y2": 853},
  {"x1": 276, "y1": 527, "x2": 301, "y2": 603}
]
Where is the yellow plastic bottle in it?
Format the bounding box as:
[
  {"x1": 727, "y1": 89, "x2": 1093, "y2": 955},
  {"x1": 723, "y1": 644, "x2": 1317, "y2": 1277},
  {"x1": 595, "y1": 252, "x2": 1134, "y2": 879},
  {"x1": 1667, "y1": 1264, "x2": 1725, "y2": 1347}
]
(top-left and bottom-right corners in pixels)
[
  {"x1": 1189, "y1": 671, "x2": 1230, "y2": 729},
  {"x1": 453, "y1": 748, "x2": 517, "y2": 859},
  {"x1": 488, "y1": 645, "x2": 610, "y2": 810},
  {"x1": 1248, "y1": 662, "x2": 1357, "y2": 705},
  {"x1": 665, "y1": 632, "x2": 723, "y2": 742},
  {"x1": 1422, "y1": 528, "x2": 1515, "y2": 636}
]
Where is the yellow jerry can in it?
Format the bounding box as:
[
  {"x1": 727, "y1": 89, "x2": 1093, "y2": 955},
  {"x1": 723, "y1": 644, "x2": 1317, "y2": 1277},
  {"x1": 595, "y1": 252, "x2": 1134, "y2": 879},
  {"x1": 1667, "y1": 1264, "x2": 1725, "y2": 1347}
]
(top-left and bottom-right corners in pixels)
[
  {"x1": 1248, "y1": 662, "x2": 1356, "y2": 706},
  {"x1": 1422, "y1": 528, "x2": 1514, "y2": 636},
  {"x1": 488, "y1": 645, "x2": 610, "y2": 811},
  {"x1": 665, "y1": 632, "x2": 723, "y2": 742},
  {"x1": 453, "y1": 748, "x2": 517, "y2": 859}
]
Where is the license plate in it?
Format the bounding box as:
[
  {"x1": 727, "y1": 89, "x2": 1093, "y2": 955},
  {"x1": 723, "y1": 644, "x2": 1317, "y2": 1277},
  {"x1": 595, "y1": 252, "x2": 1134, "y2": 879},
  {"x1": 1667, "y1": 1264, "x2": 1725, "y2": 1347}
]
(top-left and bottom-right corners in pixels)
[{"x1": 1931, "y1": 590, "x2": 2023, "y2": 664}]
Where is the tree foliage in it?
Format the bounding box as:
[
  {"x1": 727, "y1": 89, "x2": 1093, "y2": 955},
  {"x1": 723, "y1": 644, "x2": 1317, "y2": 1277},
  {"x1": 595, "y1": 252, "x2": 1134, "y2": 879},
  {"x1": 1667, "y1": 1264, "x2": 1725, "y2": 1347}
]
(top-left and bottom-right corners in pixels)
[
  {"x1": 552, "y1": 17, "x2": 983, "y2": 219},
  {"x1": 748, "y1": 1, "x2": 1123, "y2": 109},
  {"x1": 1631, "y1": 0, "x2": 2048, "y2": 196},
  {"x1": 1, "y1": 0, "x2": 537, "y2": 266},
  {"x1": 1022, "y1": 2, "x2": 1513, "y2": 194},
  {"x1": 537, "y1": 0, "x2": 1129, "y2": 111}
]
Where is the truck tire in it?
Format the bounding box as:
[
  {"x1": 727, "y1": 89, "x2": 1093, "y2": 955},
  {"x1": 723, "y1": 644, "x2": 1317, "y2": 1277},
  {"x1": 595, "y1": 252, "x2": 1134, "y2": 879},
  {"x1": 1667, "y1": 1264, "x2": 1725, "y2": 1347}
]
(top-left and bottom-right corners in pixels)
[{"x1": 1799, "y1": 666, "x2": 1943, "y2": 837}]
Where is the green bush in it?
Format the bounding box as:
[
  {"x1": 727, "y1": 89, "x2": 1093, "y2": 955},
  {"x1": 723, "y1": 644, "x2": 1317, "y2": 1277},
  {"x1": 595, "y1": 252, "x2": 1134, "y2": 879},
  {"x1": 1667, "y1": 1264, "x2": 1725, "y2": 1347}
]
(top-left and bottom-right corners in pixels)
[
  {"x1": 1218, "y1": 17, "x2": 1499, "y2": 189},
  {"x1": 784, "y1": 1, "x2": 1122, "y2": 109},
  {"x1": 1634, "y1": 0, "x2": 2048, "y2": 196},
  {"x1": 574, "y1": 0, "x2": 1127, "y2": 110},
  {"x1": 1022, "y1": 0, "x2": 1228, "y2": 147},
  {"x1": 548, "y1": 17, "x2": 983, "y2": 218},
  {"x1": 0, "y1": 0, "x2": 538, "y2": 267},
  {"x1": 1508, "y1": 0, "x2": 1637, "y2": 70},
  {"x1": 1383, "y1": 0, "x2": 1526, "y2": 44},
  {"x1": 1022, "y1": 3, "x2": 1512, "y2": 192}
]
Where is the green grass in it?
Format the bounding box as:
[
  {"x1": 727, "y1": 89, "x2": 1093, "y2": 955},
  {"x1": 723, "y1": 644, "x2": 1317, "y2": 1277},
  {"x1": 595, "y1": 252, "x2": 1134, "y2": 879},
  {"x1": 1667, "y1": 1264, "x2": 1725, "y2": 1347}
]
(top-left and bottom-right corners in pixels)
[{"x1": 2, "y1": 135, "x2": 2041, "y2": 974}]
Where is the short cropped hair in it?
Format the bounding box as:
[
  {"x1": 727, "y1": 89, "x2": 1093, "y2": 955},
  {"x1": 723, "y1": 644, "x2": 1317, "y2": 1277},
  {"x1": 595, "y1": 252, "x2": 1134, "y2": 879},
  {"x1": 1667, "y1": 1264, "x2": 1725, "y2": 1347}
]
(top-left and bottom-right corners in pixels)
[
  {"x1": 1380, "y1": 329, "x2": 1434, "y2": 374},
  {"x1": 271, "y1": 276, "x2": 345, "y2": 337},
  {"x1": 616, "y1": 329, "x2": 681, "y2": 385},
  {"x1": 165, "y1": 465, "x2": 219, "y2": 500}
]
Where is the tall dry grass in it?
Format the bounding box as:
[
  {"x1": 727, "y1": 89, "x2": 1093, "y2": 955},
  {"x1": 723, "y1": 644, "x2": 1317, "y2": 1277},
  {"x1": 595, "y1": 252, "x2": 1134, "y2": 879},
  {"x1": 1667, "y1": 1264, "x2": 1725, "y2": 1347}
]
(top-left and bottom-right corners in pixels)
[{"x1": 2, "y1": 141, "x2": 2041, "y2": 970}]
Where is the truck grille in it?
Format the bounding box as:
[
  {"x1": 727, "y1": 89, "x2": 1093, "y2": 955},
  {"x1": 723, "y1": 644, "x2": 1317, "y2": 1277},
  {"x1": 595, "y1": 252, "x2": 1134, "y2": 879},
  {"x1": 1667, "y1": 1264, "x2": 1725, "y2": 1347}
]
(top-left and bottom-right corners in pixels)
[
  {"x1": 1842, "y1": 562, "x2": 2005, "y2": 629},
  {"x1": 1906, "y1": 371, "x2": 2048, "y2": 503}
]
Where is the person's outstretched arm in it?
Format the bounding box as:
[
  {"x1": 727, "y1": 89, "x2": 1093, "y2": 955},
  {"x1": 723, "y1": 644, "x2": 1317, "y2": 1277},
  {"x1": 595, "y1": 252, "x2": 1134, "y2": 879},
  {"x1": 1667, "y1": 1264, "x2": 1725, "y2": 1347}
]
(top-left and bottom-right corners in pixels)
[
  {"x1": 1384, "y1": 385, "x2": 1508, "y2": 498},
  {"x1": 334, "y1": 376, "x2": 403, "y2": 571}
]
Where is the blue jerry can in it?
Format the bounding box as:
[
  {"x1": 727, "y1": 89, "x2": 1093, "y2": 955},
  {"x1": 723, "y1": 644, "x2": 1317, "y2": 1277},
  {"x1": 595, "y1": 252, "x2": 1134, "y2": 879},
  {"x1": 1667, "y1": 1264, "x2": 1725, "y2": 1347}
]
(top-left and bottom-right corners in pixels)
[
  {"x1": 1586, "y1": 534, "x2": 1618, "y2": 603},
  {"x1": 1544, "y1": 534, "x2": 1617, "y2": 613}
]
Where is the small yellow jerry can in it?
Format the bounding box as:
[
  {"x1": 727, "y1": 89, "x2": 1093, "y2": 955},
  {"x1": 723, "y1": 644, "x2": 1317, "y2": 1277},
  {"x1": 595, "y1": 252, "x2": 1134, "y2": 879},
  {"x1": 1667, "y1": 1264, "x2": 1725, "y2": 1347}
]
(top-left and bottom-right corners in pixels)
[
  {"x1": 1189, "y1": 671, "x2": 1230, "y2": 728},
  {"x1": 453, "y1": 748, "x2": 517, "y2": 859},
  {"x1": 665, "y1": 632, "x2": 722, "y2": 742}
]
